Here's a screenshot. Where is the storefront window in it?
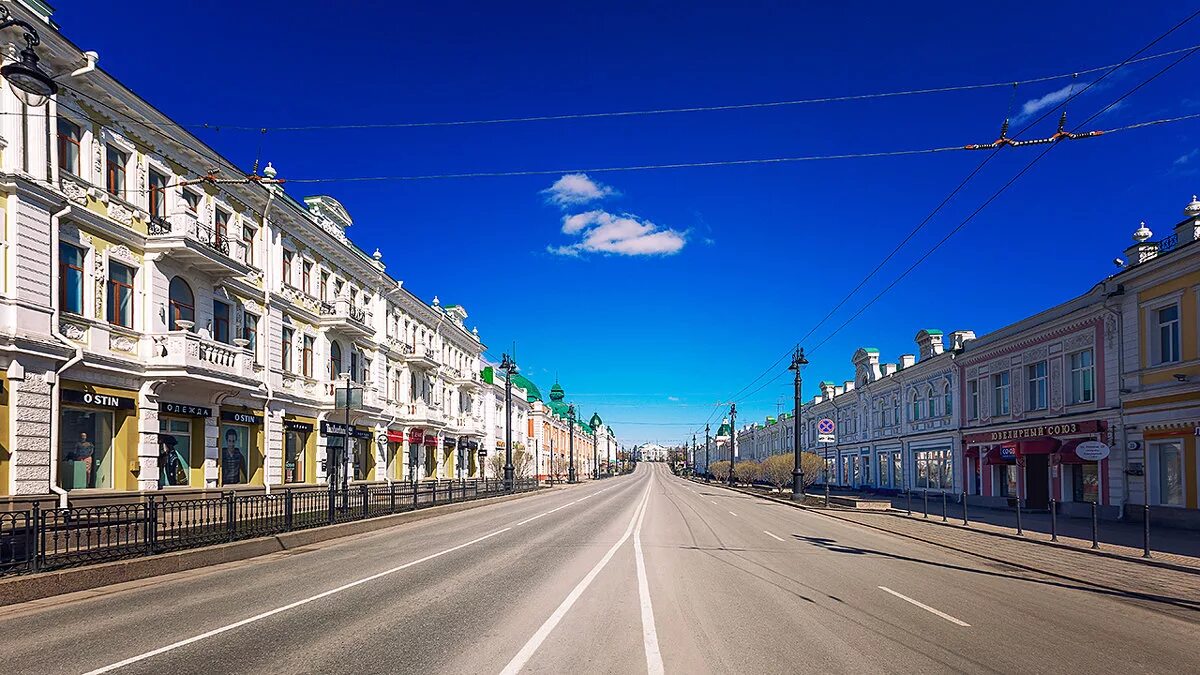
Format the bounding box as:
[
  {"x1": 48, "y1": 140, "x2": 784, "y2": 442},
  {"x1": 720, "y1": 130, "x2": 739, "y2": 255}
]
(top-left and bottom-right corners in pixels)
[
  {"x1": 60, "y1": 409, "x2": 113, "y2": 489},
  {"x1": 877, "y1": 453, "x2": 889, "y2": 487},
  {"x1": 285, "y1": 429, "x2": 308, "y2": 483},
  {"x1": 914, "y1": 449, "x2": 953, "y2": 490},
  {"x1": 1071, "y1": 463, "x2": 1099, "y2": 503},
  {"x1": 219, "y1": 424, "x2": 249, "y2": 485},
  {"x1": 1154, "y1": 442, "x2": 1184, "y2": 506},
  {"x1": 892, "y1": 452, "x2": 902, "y2": 489},
  {"x1": 158, "y1": 419, "x2": 192, "y2": 487},
  {"x1": 999, "y1": 464, "x2": 1018, "y2": 497},
  {"x1": 861, "y1": 455, "x2": 871, "y2": 485},
  {"x1": 353, "y1": 437, "x2": 370, "y2": 480}
]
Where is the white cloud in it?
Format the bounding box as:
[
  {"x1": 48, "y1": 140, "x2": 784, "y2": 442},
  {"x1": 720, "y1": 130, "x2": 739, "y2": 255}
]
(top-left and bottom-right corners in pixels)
[
  {"x1": 1012, "y1": 81, "x2": 1107, "y2": 123},
  {"x1": 1175, "y1": 149, "x2": 1199, "y2": 165},
  {"x1": 542, "y1": 173, "x2": 616, "y2": 207},
  {"x1": 549, "y1": 210, "x2": 686, "y2": 257},
  {"x1": 667, "y1": 396, "x2": 680, "y2": 402}
]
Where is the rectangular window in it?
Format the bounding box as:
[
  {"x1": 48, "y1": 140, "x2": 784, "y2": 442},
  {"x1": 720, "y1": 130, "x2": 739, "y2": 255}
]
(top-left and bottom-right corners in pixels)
[
  {"x1": 285, "y1": 429, "x2": 308, "y2": 483},
  {"x1": 1156, "y1": 305, "x2": 1181, "y2": 364},
  {"x1": 320, "y1": 271, "x2": 329, "y2": 301},
  {"x1": 302, "y1": 335, "x2": 314, "y2": 378},
  {"x1": 105, "y1": 146, "x2": 127, "y2": 197},
  {"x1": 244, "y1": 312, "x2": 259, "y2": 363},
  {"x1": 60, "y1": 408, "x2": 114, "y2": 490},
  {"x1": 993, "y1": 372, "x2": 1010, "y2": 416},
  {"x1": 213, "y1": 301, "x2": 230, "y2": 343},
  {"x1": 149, "y1": 170, "x2": 168, "y2": 219},
  {"x1": 282, "y1": 251, "x2": 293, "y2": 287},
  {"x1": 159, "y1": 418, "x2": 192, "y2": 487},
  {"x1": 57, "y1": 119, "x2": 81, "y2": 175},
  {"x1": 219, "y1": 424, "x2": 249, "y2": 486},
  {"x1": 350, "y1": 351, "x2": 359, "y2": 383},
  {"x1": 302, "y1": 261, "x2": 312, "y2": 294},
  {"x1": 1154, "y1": 441, "x2": 1185, "y2": 506},
  {"x1": 282, "y1": 327, "x2": 293, "y2": 372},
  {"x1": 214, "y1": 209, "x2": 230, "y2": 247},
  {"x1": 242, "y1": 226, "x2": 256, "y2": 267},
  {"x1": 1027, "y1": 361, "x2": 1048, "y2": 411},
  {"x1": 968, "y1": 380, "x2": 979, "y2": 420},
  {"x1": 1071, "y1": 464, "x2": 1099, "y2": 503},
  {"x1": 1069, "y1": 350, "x2": 1095, "y2": 404},
  {"x1": 878, "y1": 453, "x2": 889, "y2": 488},
  {"x1": 106, "y1": 262, "x2": 134, "y2": 328},
  {"x1": 892, "y1": 452, "x2": 902, "y2": 489},
  {"x1": 59, "y1": 243, "x2": 85, "y2": 315},
  {"x1": 182, "y1": 189, "x2": 201, "y2": 213}
]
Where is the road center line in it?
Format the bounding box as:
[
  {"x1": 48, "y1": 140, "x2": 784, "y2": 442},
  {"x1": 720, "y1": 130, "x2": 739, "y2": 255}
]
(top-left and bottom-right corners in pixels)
[
  {"x1": 633, "y1": 473, "x2": 665, "y2": 675},
  {"x1": 84, "y1": 484, "x2": 618, "y2": 675},
  {"x1": 728, "y1": 511, "x2": 738, "y2": 517},
  {"x1": 878, "y1": 586, "x2": 971, "y2": 627},
  {"x1": 763, "y1": 530, "x2": 785, "y2": 542},
  {"x1": 500, "y1": 479, "x2": 653, "y2": 675}
]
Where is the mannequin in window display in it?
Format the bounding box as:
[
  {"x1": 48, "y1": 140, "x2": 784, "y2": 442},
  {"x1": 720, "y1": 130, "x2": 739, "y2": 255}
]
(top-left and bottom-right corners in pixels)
[
  {"x1": 159, "y1": 434, "x2": 188, "y2": 487},
  {"x1": 71, "y1": 432, "x2": 95, "y2": 488},
  {"x1": 221, "y1": 428, "x2": 246, "y2": 485}
]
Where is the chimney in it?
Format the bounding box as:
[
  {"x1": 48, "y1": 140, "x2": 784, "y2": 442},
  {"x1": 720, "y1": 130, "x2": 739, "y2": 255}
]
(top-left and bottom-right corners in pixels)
[
  {"x1": 915, "y1": 330, "x2": 944, "y2": 360},
  {"x1": 898, "y1": 354, "x2": 916, "y2": 370},
  {"x1": 843, "y1": 380, "x2": 855, "y2": 392},
  {"x1": 1125, "y1": 221, "x2": 1158, "y2": 265},
  {"x1": 882, "y1": 363, "x2": 898, "y2": 376},
  {"x1": 819, "y1": 381, "x2": 836, "y2": 399},
  {"x1": 948, "y1": 330, "x2": 976, "y2": 351},
  {"x1": 1175, "y1": 195, "x2": 1200, "y2": 245}
]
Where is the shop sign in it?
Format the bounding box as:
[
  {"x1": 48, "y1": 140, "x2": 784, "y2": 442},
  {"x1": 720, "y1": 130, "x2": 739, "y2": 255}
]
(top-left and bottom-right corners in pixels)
[
  {"x1": 160, "y1": 402, "x2": 212, "y2": 417},
  {"x1": 62, "y1": 389, "x2": 136, "y2": 410},
  {"x1": 386, "y1": 430, "x2": 406, "y2": 443},
  {"x1": 999, "y1": 445, "x2": 1018, "y2": 461},
  {"x1": 407, "y1": 429, "x2": 424, "y2": 443},
  {"x1": 1074, "y1": 441, "x2": 1111, "y2": 461},
  {"x1": 320, "y1": 421, "x2": 371, "y2": 439},
  {"x1": 284, "y1": 420, "x2": 313, "y2": 433},
  {"x1": 963, "y1": 419, "x2": 1105, "y2": 444},
  {"x1": 423, "y1": 434, "x2": 438, "y2": 446},
  {"x1": 221, "y1": 411, "x2": 263, "y2": 425},
  {"x1": 444, "y1": 437, "x2": 457, "y2": 448}
]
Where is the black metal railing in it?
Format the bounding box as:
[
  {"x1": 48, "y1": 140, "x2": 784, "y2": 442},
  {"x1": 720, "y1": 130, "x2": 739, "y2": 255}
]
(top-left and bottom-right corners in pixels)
[
  {"x1": 348, "y1": 305, "x2": 367, "y2": 323},
  {"x1": 195, "y1": 223, "x2": 230, "y2": 256},
  {"x1": 147, "y1": 215, "x2": 172, "y2": 235},
  {"x1": 0, "y1": 478, "x2": 536, "y2": 577},
  {"x1": 1157, "y1": 233, "x2": 1180, "y2": 254}
]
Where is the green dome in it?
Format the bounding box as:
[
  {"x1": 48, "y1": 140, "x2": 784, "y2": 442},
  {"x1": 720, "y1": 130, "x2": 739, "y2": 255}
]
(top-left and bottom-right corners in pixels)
[
  {"x1": 509, "y1": 373, "x2": 542, "y2": 403},
  {"x1": 547, "y1": 379, "x2": 571, "y2": 418},
  {"x1": 716, "y1": 422, "x2": 732, "y2": 437},
  {"x1": 589, "y1": 412, "x2": 603, "y2": 429},
  {"x1": 549, "y1": 382, "x2": 565, "y2": 402}
]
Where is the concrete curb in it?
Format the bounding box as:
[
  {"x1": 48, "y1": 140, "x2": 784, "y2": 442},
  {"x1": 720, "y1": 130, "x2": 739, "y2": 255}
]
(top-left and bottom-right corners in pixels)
[
  {"x1": 0, "y1": 486, "x2": 563, "y2": 607},
  {"x1": 687, "y1": 477, "x2": 1200, "y2": 577}
]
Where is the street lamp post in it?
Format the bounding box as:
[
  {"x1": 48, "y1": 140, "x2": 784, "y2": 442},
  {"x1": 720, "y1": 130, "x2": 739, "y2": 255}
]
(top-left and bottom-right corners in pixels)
[
  {"x1": 606, "y1": 434, "x2": 611, "y2": 477},
  {"x1": 790, "y1": 346, "x2": 809, "y2": 501},
  {"x1": 692, "y1": 434, "x2": 697, "y2": 477},
  {"x1": 568, "y1": 404, "x2": 577, "y2": 483},
  {"x1": 728, "y1": 403, "x2": 737, "y2": 487},
  {"x1": 500, "y1": 353, "x2": 518, "y2": 491},
  {"x1": 0, "y1": 6, "x2": 58, "y2": 107},
  {"x1": 593, "y1": 428, "x2": 599, "y2": 480},
  {"x1": 704, "y1": 423, "x2": 711, "y2": 483}
]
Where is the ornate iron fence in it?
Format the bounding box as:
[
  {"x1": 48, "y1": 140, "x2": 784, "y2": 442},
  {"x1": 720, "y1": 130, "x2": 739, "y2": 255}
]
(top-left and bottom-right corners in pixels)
[{"x1": 0, "y1": 478, "x2": 536, "y2": 577}]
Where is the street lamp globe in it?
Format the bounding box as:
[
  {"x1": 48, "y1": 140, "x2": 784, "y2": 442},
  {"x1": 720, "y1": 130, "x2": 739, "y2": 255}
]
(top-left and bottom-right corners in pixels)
[{"x1": 2, "y1": 44, "x2": 55, "y2": 107}]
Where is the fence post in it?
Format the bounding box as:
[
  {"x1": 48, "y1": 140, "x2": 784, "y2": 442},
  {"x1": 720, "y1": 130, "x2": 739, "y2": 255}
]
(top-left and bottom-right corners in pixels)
[
  {"x1": 941, "y1": 491, "x2": 947, "y2": 522},
  {"x1": 1090, "y1": 501, "x2": 1099, "y2": 549},
  {"x1": 413, "y1": 481, "x2": 419, "y2": 509},
  {"x1": 1050, "y1": 498, "x2": 1058, "y2": 541},
  {"x1": 226, "y1": 492, "x2": 237, "y2": 542},
  {"x1": 922, "y1": 490, "x2": 929, "y2": 518},
  {"x1": 824, "y1": 483, "x2": 830, "y2": 507},
  {"x1": 906, "y1": 489, "x2": 912, "y2": 516},
  {"x1": 962, "y1": 491, "x2": 969, "y2": 525},
  {"x1": 285, "y1": 490, "x2": 294, "y2": 531},
  {"x1": 390, "y1": 481, "x2": 396, "y2": 515},
  {"x1": 30, "y1": 502, "x2": 40, "y2": 573},
  {"x1": 328, "y1": 486, "x2": 336, "y2": 525},
  {"x1": 360, "y1": 484, "x2": 369, "y2": 520},
  {"x1": 1143, "y1": 503, "x2": 1152, "y2": 559},
  {"x1": 1015, "y1": 496, "x2": 1023, "y2": 535}
]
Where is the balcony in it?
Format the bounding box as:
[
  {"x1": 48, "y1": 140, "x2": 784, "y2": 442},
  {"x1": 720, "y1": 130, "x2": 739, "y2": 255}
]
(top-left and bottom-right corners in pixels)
[
  {"x1": 148, "y1": 330, "x2": 256, "y2": 384},
  {"x1": 146, "y1": 211, "x2": 252, "y2": 277},
  {"x1": 317, "y1": 298, "x2": 374, "y2": 339},
  {"x1": 399, "y1": 400, "x2": 446, "y2": 427},
  {"x1": 404, "y1": 344, "x2": 439, "y2": 370}
]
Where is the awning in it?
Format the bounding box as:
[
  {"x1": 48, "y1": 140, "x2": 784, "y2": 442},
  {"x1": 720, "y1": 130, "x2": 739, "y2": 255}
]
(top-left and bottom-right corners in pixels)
[
  {"x1": 1056, "y1": 437, "x2": 1098, "y2": 464},
  {"x1": 1020, "y1": 438, "x2": 1061, "y2": 455},
  {"x1": 963, "y1": 447, "x2": 979, "y2": 458}
]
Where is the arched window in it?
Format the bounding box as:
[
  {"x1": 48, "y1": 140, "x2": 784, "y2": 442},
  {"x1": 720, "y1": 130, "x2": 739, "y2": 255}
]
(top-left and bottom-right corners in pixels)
[
  {"x1": 910, "y1": 390, "x2": 921, "y2": 421},
  {"x1": 329, "y1": 340, "x2": 342, "y2": 380},
  {"x1": 891, "y1": 396, "x2": 899, "y2": 425},
  {"x1": 943, "y1": 382, "x2": 953, "y2": 416},
  {"x1": 926, "y1": 386, "x2": 937, "y2": 417},
  {"x1": 168, "y1": 276, "x2": 194, "y2": 330}
]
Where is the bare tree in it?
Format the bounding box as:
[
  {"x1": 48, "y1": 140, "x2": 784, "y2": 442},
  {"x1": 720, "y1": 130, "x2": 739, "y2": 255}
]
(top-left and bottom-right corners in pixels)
[
  {"x1": 709, "y1": 460, "x2": 730, "y2": 482},
  {"x1": 761, "y1": 454, "x2": 793, "y2": 491},
  {"x1": 488, "y1": 450, "x2": 534, "y2": 481},
  {"x1": 734, "y1": 460, "x2": 761, "y2": 485}
]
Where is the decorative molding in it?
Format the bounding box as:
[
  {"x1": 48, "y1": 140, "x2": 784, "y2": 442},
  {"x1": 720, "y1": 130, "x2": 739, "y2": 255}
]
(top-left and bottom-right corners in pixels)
[
  {"x1": 107, "y1": 244, "x2": 137, "y2": 265},
  {"x1": 61, "y1": 176, "x2": 89, "y2": 205},
  {"x1": 59, "y1": 321, "x2": 87, "y2": 341},
  {"x1": 110, "y1": 334, "x2": 138, "y2": 353}
]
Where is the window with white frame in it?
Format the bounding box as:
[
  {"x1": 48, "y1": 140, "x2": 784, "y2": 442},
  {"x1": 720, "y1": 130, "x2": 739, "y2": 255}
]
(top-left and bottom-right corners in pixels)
[
  {"x1": 1027, "y1": 361, "x2": 1048, "y2": 411},
  {"x1": 1150, "y1": 440, "x2": 1185, "y2": 506},
  {"x1": 1154, "y1": 304, "x2": 1181, "y2": 365},
  {"x1": 993, "y1": 371, "x2": 1010, "y2": 416},
  {"x1": 1069, "y1": 349, "x2": 1094, "y2": 404},
  {"x1": 105, "y1": 146, "x2": 127, "y2": 198}
]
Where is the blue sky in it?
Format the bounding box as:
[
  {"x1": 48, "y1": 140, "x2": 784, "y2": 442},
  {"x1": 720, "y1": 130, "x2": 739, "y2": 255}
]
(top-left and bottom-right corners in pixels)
[{"x1": 53, "y1": 1, "x2": 1200, "y2": 445}]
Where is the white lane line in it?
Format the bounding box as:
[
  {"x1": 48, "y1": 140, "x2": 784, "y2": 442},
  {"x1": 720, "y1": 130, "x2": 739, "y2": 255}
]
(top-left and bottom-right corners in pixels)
[
  {"x1": 83, "y1": 527, "x2": 513, "y2": 675},
  {"x1": 728, "y1": 511, "x2": 738, "y2": 517},
  {"x1": 633, "y1": 473, "x2": 665, "y2": 675},
  {"x1": 877, "y1": 586, "x2": 971, "y2": 627},
  {"x1": 84, "y1": 483, "x2": 622, "y2": 675},
  {"x1": 500, "y1": 481, "x2": 654, "y2": 675},
  {"x1": 763, "y1": 530, "x2": 785, "y2": 542},
  {"x1": 710, "y1": 500, "x2": 717, "y2": 505}
]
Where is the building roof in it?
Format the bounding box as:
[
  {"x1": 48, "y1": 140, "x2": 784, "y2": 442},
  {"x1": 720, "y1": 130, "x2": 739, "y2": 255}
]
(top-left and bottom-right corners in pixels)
[{"x1": 509, "y1": 373, "x2": 542, "y2": 403}]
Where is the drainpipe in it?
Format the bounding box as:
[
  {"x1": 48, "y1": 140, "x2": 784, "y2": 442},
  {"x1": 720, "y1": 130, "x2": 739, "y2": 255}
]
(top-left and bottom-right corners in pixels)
[
  {"x1": 69, "y1": 51, "x2": 99, "y2": 78},
  {"x1": 48, "y1": 203, "x2": 80, "y2": 508},
  {"x1": 259, "y1": 183, "x2": 277, "y2": 495}
]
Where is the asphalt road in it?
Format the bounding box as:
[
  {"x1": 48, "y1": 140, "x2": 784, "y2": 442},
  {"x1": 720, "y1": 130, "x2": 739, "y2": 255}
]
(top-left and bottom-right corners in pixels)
[{"x1": 0, "y1": 463, "x2": 1195, "y2": 674}]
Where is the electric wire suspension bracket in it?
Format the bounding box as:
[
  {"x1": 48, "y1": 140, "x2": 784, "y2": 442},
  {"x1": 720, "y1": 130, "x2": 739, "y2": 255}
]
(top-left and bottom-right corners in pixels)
[{"x1": 964, "y1": 111, "x2": 1104, "y2": 150}]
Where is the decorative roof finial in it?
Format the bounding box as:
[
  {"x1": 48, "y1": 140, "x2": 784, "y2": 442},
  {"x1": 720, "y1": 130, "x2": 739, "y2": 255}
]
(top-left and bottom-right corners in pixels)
[
  {"x1": 1133, "y1": 221, "x2": 1153, "y2": 243},
  {"x1": 372, "y1": 248, "x2": 382, "y2": 261},
  {"x1": 1185, "y1": 195, "x2": 1200, "y2": 217},
  {"x1": 431, "y1": 295, "x2": 440, "y2": 307},
  {"x1": 263, "y1": 162, "x2": 277, "y2": 179}
]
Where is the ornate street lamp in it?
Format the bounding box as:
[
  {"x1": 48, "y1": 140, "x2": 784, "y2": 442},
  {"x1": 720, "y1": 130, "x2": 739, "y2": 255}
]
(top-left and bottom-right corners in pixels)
[
  {"x1": 704, "y1": 423, "x2": 711, "y2": 483},
  {"x1": 500, "y1": 353, "x2": 518, "y2": 491},
  {"x1": 568, "y1": 404, "x2": 577, "y2": 483},
  {"x1": 728, "y1": 404, "x2": 737, "y2": 486},
  {"x1": 790, "y1": 346, "x2": 809, "y2": 501},
  {"x1": 0, "y1": 6, "x2": 57, "y2": 107}
]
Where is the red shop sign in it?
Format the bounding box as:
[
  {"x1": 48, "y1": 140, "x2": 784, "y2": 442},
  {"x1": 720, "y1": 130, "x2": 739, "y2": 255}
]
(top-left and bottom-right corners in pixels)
[{"x1": 386, "y1": 430, "x2": 406, "y2": 443}]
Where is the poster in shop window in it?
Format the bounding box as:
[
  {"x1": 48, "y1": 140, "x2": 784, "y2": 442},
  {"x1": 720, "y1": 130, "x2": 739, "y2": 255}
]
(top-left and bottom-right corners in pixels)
[{"x1": 221, "y1": 425, "x2": 249, "y2": 485}]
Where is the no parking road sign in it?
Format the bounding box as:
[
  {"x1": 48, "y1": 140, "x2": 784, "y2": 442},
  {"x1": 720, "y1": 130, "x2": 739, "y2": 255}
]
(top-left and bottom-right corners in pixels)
[{"x1": 817, "y1": 417, "x2": 836, "y2": 444}]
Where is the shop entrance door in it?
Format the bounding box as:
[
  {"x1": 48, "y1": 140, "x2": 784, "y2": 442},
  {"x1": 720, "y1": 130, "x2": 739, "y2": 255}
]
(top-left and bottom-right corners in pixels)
[{"x1": 1026, "y1": 455, "x2": 1050, "y2": 510}]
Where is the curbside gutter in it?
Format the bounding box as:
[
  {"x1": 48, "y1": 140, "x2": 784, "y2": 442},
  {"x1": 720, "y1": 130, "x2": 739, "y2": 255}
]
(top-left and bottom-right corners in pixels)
[
  {"x1": 686, "y1": 477, "x2": 1200, "y2": 577},
  {"x1": 0, "y1": 486, "x2": 564, "y2": 608}
]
